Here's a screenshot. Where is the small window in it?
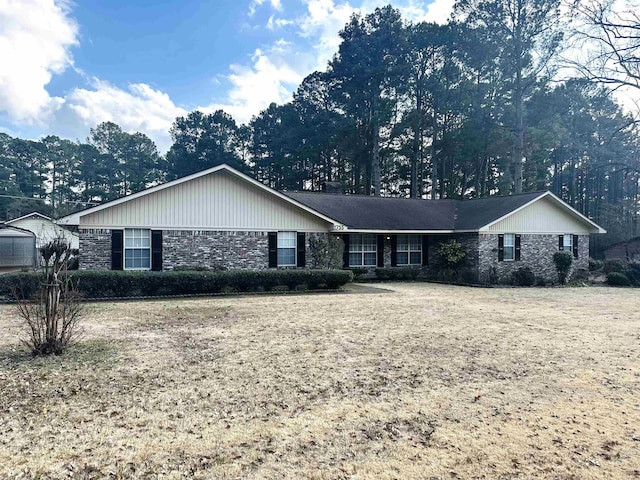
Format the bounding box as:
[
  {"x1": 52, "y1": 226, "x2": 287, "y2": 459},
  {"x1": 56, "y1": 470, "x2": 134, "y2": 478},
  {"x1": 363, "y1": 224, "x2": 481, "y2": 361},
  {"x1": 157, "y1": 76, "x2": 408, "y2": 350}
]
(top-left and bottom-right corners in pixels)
[
  {"x1": 124, "y1": 228, "x2": 151, "y2": 270},
  {"x1": 503, "y1": 233, "x2": 515, "y2": 261},
  {"x1": 397, "y1": 234, "x2": 422, "y2": 265},
  {"x1": 349, "y1": 234, "x2": 377, "y2": 267},
  {"x1": 277, "y1": 231, "x2": 296, "y2": 266},
  {"x1": 562, "y1": 234, "x2": 573, "y2": 252}
]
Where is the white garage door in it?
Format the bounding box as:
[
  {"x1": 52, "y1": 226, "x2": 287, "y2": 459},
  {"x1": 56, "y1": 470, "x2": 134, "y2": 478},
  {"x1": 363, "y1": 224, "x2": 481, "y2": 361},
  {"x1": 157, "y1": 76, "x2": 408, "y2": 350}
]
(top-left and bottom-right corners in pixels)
[{"x1": 0, "y1": 237, "x2": 36, "y2": 267}]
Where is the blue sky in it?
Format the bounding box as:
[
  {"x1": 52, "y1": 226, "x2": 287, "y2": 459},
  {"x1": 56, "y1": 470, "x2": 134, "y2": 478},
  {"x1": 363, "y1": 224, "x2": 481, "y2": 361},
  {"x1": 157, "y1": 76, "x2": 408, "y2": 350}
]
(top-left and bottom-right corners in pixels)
[{"x1": 0, "y1": 0, "x2": 453, "y2": 152}]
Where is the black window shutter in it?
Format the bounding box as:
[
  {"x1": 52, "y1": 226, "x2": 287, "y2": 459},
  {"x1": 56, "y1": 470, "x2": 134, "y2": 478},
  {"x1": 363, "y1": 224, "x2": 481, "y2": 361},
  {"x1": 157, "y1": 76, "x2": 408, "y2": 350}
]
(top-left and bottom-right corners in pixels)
[
  {"x1": 111, "y1": 230, "x2": 123, "y2": 270},
  {"x1": 268, "y1": 232, "x2": 277, "y2": 268},
  {"x1": 342, "y1": 235, "x2": 350, "y2": 268},
  {"x1": 559, "y1": 235, "x2": 563, "y2": 251},
  {"x1": 377, "y1": 235, "x2": 384, "y2": 267},
  {"x1": 151, "y1": 230, "x2": 162, "y2": 271},
  {"x1": 422, "y1": 235, "x2": 428, "y2": 266},
  {"x1": 515, "y1": 234, "x2": 521, "y2": 261},
  {"x1": 296, "y1": 232, "x2": 306, "y2": 267},
  {"x1": 498, "y1": 234, "x2": 504, "y2": 262},
  {"x1": 573, "y1": 235, "x2": 579, "y2": 259},
  {"x1": 390, "y1": 235, "x2": 397, "y2": 267}
]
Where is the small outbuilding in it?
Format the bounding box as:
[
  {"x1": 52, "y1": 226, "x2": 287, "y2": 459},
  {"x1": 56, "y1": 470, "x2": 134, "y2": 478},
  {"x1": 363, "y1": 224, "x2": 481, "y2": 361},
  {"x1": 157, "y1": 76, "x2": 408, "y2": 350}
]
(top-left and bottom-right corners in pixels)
[
  {"x1": 5, "y1": 212, "x2": 79, "y2": 250},
  {"x1": 604, "y1": 237, "x2": 640, "y2": 263},
  {"x1": 0, "y1": 225, "x2": 37, "y2": 269}
]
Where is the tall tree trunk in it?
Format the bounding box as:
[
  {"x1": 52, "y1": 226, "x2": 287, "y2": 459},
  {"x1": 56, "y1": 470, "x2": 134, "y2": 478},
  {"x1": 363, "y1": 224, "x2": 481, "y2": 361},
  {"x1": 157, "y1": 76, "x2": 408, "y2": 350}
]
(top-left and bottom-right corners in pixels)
[
  {"x1": 430, "y1": 111, "x2": 438, "y2": 199},
  {"x1": 513, "y1": 85, "x2": 524, "y2": 194},
  {"x1": 411, "y1": 89, "x2": 423, "y2": 199},
  {"x1": 371, "y1": 97, "x2": 381, "y2": 197}
]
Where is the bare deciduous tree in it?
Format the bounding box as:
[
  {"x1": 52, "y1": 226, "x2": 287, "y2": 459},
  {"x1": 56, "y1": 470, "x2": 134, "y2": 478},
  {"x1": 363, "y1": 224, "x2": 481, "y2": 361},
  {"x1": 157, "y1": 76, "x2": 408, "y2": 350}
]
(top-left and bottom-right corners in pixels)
[
  {"x1": 568, "y1": 0, "x2": 640, "y2": 92},
  {"x1": 13, "y1": 238, "x2": 83, "y2": 356}
]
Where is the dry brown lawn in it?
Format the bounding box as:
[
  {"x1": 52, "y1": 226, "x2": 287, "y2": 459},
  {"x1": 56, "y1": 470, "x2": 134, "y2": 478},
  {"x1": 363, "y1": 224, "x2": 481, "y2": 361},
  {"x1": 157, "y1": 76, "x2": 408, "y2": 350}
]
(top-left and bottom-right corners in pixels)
[{"x1": 0, "y1": 283, "x2": 639, "y2": 479}]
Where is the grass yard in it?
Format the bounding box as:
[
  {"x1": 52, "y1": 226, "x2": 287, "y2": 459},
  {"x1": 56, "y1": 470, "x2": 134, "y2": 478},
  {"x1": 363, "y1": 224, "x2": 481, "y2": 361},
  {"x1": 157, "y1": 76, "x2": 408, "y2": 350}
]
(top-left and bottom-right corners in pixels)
[{"x1": 0, "y1": 284, "x2": 639, "y2": 479}]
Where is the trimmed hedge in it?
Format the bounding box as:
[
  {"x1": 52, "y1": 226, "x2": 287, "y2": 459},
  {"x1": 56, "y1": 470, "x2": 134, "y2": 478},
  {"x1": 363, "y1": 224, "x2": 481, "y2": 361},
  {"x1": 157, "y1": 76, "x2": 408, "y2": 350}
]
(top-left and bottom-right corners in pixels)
[
  {"x1": 374, "y1": 267, "x2": 421, "y2": 281},
  {"x1": 0, "y1": 269, "x2": 354, "y2": 300},
  {"x1": 607, "y1": 272, "x2": 631, "y2": 286}
]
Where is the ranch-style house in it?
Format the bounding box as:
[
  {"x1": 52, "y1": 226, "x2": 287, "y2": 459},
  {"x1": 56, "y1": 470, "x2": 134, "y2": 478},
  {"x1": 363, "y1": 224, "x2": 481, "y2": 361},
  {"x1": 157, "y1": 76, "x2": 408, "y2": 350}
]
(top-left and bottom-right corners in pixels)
[{"x1": 57, "y1": 164, "x2": 605, "y2": 283}]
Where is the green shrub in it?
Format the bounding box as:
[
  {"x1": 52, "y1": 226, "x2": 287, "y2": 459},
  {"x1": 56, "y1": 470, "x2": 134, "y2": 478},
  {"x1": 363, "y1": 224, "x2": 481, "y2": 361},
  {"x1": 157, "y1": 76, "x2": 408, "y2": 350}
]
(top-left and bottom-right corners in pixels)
[
  {"x1": 553, "y1": 251, "x2": 573, "y2": 285},
  {"x1": 308, "y1": 235, "x2": 344, "y2": 269},
  {"x1": 607, "y1": 272, "x2": 631, "y2": 286},
  {"x1": 512, "y1": 267, "x2": 535, "y2": 286},
  {"x1": 436, "y1": 240, "x2": 466, "y2": 269},
  {"x1": 603, "y1": 258, "x2": 627, "y2": 274},
  {"x1": 172, "y1": 265, "x2": 226, "y2": 271},
  {"x1": 625, "y1": 263, "x2": 640, "y2": 286},
  {"x1": 0, "y1": 269, "x2": 354, "y2": 300},
  {"x1": 348, "y1": 268, "x2": 370, "y2": 281},
  {"x1": 374, "y1": 267, "x2": 421, "y2": 281},
  {"x1": 588, "y1": 258, "x2": 603, "y2": 272},
  {"x1": 0, "y1": 271, "x2": 40, "y2": 300}
]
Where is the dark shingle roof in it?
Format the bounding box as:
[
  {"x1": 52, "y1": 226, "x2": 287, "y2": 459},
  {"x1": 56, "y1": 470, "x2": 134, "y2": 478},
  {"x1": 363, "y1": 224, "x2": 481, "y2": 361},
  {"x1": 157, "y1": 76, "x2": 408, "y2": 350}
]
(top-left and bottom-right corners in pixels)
[
  {"x1": 286, "y1": 192, "x2": 457, "y2": 230},
  {"x1": 286, "y1": 191, "x2": 546, "y2": 231}
]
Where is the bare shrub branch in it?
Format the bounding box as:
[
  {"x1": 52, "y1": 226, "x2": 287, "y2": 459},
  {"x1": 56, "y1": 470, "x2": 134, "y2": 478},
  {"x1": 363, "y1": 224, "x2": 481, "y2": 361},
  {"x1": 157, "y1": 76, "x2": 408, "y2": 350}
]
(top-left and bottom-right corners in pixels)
[{"x1": 12, "y1": 238, "x2": 84, "y2": 356}]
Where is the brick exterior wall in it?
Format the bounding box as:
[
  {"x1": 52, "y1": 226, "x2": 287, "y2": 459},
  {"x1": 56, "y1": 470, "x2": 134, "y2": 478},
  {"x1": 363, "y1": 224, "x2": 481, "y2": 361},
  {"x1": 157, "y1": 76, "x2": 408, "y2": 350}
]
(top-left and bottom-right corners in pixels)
[
  {"x1": 79, "y1": 229, "x2": 325, "y2": 271},
  {"x1": 79, "y1": 229, "x2": 111, "y2": 270},
  {"x1": 162, "y1": 230, "x2": 269, "y2": 270},
  {"x1": 348, "y1": 232, "x2": 588, "y2": 285},
  {"x1": 79, "y1": 228, "x2": 591, "y2": 283},
  {"x1": 478, "y1": 234, "x2": 590, "y2": 284},
  {"x1": 427, "y1": 234, "x2": 479, "y2": 277}
]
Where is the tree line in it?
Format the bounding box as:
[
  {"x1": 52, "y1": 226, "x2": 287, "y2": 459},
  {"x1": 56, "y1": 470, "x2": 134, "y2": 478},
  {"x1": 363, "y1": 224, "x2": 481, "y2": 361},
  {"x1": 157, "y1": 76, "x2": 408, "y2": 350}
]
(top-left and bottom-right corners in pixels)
[{"x1": 1, "y1": 0, "x2": 638, "y2": 254}]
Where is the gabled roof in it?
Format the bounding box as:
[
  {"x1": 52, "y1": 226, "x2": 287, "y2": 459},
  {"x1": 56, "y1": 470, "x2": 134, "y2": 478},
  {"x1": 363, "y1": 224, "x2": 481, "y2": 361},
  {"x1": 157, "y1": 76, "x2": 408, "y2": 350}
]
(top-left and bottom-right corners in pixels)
[
  {"x1": 288, "y1": 190, "x2": 606, "y2": 233},
  {"x1": 476, "y1": 191, "x2": 606, "y2": 233},
  {"x1": 6, "y1": 212, "x2": 52, "y2": 224},
  {"x1": 455, "y1": 191, "x2": 546, "y2": 230},
  {"x1": 57, "y1": 164, "x2": 341, "y2": 226},
  {"x1": 57, "y1": 163, "x2": 605, "y2": 234},
  {"x1": 285, "y1": 192, "x2": 457, "y2": 232}
]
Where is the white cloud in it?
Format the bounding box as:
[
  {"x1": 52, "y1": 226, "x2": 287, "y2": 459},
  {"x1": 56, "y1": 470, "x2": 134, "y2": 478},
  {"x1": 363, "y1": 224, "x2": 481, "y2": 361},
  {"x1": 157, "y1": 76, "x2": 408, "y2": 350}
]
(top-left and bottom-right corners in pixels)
[
  {"x1": 267, "y1": 15, "x2": 296, "y2": 30},
  {"x1": 0, "y1": 0, "x2": 78, "y2": 124},
  {"x1": 401, "y1": 0, "x2": 454, "y2": 24},
  {"x1": 249, "y1": 0, "x2": 283, "y2": 16},
  {"x1": 209, "y1": 0, "x2": 453, "y2": 126},
  {"x1": 298, "y1": 0, "x2": 357, "y2": 65},
  {"x1": 205, "y1": 48, "x2": 306, "y2": 123},
  {"x1": 62, "y1": 80, "x2": 187, "y2": 152}
]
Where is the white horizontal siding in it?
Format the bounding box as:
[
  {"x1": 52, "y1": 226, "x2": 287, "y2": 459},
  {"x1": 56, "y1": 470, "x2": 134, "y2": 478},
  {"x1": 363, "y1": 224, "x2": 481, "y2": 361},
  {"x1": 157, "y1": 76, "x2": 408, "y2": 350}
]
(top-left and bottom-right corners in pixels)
[
  {"x1": 482, "y1": 197, "x2": 592, "y2": 234},
  {"x1": 81, "y1": 170, "x2": 331, "y2": 232}
]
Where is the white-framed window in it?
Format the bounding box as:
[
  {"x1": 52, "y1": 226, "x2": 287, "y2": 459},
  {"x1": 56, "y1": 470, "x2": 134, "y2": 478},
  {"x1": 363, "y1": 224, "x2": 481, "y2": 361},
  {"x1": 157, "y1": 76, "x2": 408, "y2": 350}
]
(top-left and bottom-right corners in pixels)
[
  {"x1": 277, "y1": 231, "x2": 296, "y2": 266},
  {"x1": 124, "y1": 228, "x2": 151, "y2": 270},
  {"x1": 503, "y1": 233, "x2": 515, "y2": 261},
  {"x1": 562, "y1": 234, "x2": 573, "y2": 252},
  {"x1": 349, "y1": 234, "x2": 377, "y2": 267},
  {"x1": 397, "y1": 234, "x2": 422, "y2": 265}
]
